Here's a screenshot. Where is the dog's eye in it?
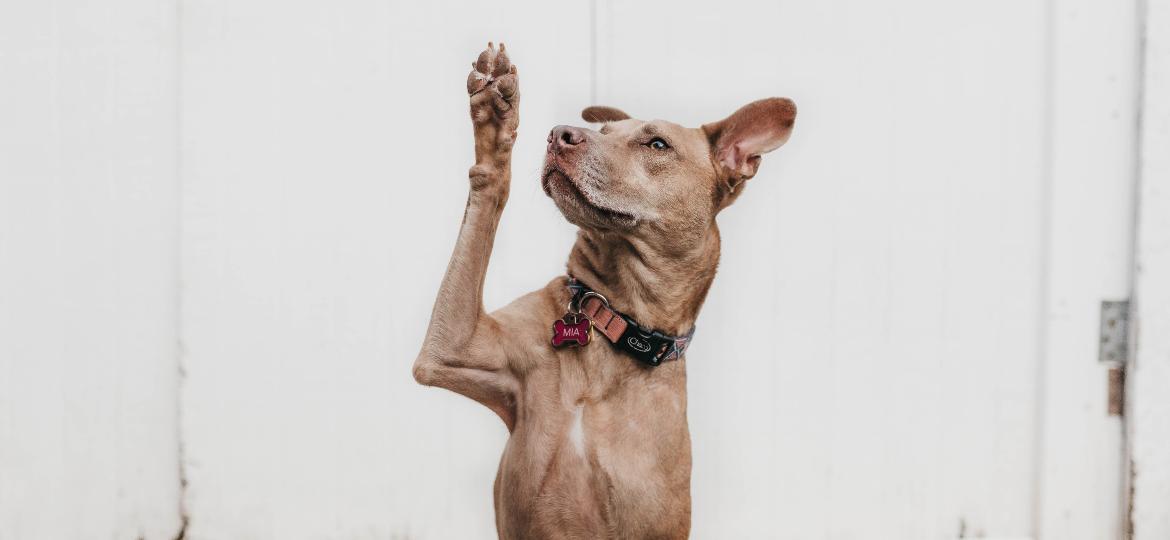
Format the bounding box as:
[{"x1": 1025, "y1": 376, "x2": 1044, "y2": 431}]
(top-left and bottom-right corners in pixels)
[{"x1": 647, "y1": 138, "x2": 670, "y2": 150}]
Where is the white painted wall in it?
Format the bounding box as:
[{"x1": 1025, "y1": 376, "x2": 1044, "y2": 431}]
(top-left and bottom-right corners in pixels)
[
  {"x1": 0, "y1": 1, "x2": 183, "y2": 539},
  {"x1": 1132, "y1": 0, "x2": 1170, "y2": 537}
]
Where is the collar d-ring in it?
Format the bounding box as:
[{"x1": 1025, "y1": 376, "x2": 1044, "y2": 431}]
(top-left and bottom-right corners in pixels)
[{"x1": 569, "y1": 290, "x2": 609, "y2": 314}]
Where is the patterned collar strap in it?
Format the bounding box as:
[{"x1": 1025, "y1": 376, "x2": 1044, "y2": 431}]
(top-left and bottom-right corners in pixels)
[{"x1": 568, "y1": 278, "x2": 696, "y2": 366}]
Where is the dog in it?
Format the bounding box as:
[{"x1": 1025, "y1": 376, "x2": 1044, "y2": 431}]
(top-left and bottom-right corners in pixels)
[{"x1": 414, "y1": 43, "x2": 796, "y2": 539}]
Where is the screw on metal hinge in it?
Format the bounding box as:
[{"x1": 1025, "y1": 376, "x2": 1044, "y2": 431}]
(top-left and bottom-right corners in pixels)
[{"x1": 1099, "y1": 300, "x2": 1131, "y2": 364}]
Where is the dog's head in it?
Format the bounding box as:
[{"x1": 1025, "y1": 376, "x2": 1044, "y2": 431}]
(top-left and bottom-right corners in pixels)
[{"x1": 541, "y1": 98, "x2": 796, "y2": 247}]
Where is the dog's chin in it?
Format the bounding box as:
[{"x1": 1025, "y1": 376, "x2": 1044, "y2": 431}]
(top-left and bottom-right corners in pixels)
[{"x1": 542, "y1": 168, "x2": 637, "y2": 230}]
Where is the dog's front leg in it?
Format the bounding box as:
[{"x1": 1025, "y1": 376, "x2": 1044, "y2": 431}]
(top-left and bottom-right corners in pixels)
[{"x1": 413, "y1": 43, "x2": 520, "y2": 430}]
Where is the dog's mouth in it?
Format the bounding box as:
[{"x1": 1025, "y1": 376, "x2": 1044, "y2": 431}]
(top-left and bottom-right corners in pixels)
[{"x1": 542, "y1": 167, "x2": 636, "y2": 227}]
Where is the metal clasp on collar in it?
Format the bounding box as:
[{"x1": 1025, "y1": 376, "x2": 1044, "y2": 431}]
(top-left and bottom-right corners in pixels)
[{"x1": 569, "y1": 290, "x2": 609, "y2": 314}]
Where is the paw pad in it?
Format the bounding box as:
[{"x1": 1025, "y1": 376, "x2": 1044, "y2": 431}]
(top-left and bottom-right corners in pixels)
[{"x1": 466, "y1": 42, "x2": 517, "y2": 97}]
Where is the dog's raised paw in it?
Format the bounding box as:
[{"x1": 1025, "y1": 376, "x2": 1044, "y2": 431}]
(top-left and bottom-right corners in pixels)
[
  {"x1": 467, "y1": 42, "x2": 514, "y2": 94},
  {"x1": 467, "y1": 42, "x2": 519, "y2": 131}
]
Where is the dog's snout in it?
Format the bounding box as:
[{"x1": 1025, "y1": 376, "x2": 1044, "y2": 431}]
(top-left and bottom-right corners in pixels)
[
  {"x1": 557, "y1": 126, "x2": 585, "y2": 146},
  {"x1": 548, "y1": 125, "x2": 586, "y2": 154}
]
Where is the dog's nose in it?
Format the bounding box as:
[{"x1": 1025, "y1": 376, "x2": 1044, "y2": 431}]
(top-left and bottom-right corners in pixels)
[{"x1": 548, "y1": 125, "x2": 586, "y2": 153}]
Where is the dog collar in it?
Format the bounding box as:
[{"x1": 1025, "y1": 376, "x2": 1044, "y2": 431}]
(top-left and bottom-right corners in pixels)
[{"x1": 561, "y1": 278, "x2": 695, "y2": 366}]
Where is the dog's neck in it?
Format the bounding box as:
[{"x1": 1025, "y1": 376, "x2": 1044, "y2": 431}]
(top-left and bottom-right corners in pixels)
[{"x1": 566, "y1": 226, "x2": 720, "y2": 335}]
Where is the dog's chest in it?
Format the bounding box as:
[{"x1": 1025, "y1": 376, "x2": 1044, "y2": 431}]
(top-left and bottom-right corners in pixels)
[{"x1": 496, "y1": 347, "x2": 692, "y2": 538}]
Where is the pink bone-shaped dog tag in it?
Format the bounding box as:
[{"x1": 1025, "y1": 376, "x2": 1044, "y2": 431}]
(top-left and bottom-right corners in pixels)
[{"x1": 551, "y1": 313, "x2": 592, "y2": 347}]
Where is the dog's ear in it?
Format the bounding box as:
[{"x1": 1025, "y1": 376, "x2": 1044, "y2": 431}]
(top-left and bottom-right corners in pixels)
[
  {"x1": 581, "y1": 106, "x2": 631, "y2": 123},
  {"x1": 702, "y1": 98, "x2": 796, "y2": 197}
]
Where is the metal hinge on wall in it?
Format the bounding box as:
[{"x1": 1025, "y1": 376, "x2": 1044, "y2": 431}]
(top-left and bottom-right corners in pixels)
[{"x1": 1099, "y1": 299, "x2": 1131, "y2": 416}]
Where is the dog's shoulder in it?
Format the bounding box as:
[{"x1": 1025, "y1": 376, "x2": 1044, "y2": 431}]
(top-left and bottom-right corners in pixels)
[{"x1": 489, "y1": 277, "x2": 571, "y2": 369}]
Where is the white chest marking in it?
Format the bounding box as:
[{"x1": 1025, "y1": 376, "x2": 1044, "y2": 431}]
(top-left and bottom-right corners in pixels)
[{"x1": 569, "y1": 405, "x2": 586, "y2": 456}]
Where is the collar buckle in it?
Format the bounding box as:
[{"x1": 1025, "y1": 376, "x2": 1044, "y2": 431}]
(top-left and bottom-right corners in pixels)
[{"x1": 618, "y1": 317, "x2": 676, "y2": 367}]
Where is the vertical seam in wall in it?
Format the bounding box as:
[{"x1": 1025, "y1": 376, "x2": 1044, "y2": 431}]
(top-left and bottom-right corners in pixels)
[
  {"x1": 1124, "y1": 0, "x2": 1150, "y2": 537},
  {"x1": 173, "y1": 0, "x2": 190, "y2": 537},
  {"x1": 589, "y1": 0, "x2": 597, "y2": 105},
  {"x1": 1031, "y1": 0, "x2": 1056, "y2": 536}
]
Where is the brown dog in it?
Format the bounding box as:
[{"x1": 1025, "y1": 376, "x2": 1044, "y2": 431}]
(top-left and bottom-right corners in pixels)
[{"x1": 414, "y1": 43, "x2": 796, "y2": 539}]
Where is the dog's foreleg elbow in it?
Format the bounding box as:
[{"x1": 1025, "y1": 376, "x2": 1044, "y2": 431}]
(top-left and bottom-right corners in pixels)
[
  {"x1": 412, "y1": 344, "x2": 476, "y2": 387},
  {"x1": 412, "y1": 349, "x2": 450, "y2": 387},
  {"x1": 410, "y1": 347, "x2": 518, "y2": 431},
  {"x1": 412, "y1": 355, "x2": 436, "y2": 386}
]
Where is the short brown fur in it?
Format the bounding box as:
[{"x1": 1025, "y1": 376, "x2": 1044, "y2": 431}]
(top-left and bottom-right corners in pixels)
[{"x1": 415, "y1": 44, "x2": 796, "y2": 539}]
